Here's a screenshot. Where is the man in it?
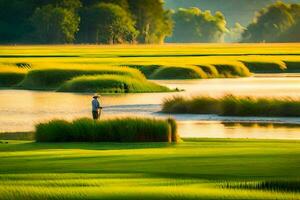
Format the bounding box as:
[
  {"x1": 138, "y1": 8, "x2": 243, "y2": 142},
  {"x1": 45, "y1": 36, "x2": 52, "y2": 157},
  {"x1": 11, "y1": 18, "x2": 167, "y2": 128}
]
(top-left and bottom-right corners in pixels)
[{"x1": 92, "y1": 94, "x2": 102, "y2": 120}]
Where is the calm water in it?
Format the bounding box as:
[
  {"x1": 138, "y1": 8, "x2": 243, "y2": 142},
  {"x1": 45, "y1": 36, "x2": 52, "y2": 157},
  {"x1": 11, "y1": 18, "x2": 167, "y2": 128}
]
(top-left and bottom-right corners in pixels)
[{"x1": 0, "y1": 76, "x2": 300, "y2": 139}]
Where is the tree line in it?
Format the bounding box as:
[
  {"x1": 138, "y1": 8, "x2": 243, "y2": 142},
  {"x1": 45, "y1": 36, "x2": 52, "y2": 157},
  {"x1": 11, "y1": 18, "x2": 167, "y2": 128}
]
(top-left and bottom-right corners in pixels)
[
  {"x1": 0, "y1": 0, "x2": 299, "y2": 44},
  {"x1": 0, "y1": 0, "x2": 172, "y2": 44}
]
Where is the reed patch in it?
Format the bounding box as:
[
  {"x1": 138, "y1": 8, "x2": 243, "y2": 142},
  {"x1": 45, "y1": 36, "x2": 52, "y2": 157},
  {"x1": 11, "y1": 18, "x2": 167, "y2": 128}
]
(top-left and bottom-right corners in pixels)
[
  {"x1": 162, "y1": 95, "x2": 300, "y2": 117},
  {"x1": 35, "y1": 117, "x2": 179, "y2": 143}
]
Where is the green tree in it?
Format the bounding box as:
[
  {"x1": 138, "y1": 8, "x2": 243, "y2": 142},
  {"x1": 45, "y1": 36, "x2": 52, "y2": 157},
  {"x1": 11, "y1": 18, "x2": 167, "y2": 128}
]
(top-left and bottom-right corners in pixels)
[
  {"x1": 31, "y1": 5, "x2": 80, "y2": 43},
  {"x1": 0, "y1": 0, "x2": 39, "y2": 43},
  {"x1": 81, "y1": 0, "x2": 129, "y2": 8},
  {"x1": 128, "y1": 0, "x2": 173, "y2": 44},
  {"x1": 170, "y1": 7, "x2": 227, "y2": 43},
  {"x1": 77, "y1": 3, "x2": 138, "y2": 44},
  {"x1": 242, "y1": 2, "x2": 296, "y2": 42}
]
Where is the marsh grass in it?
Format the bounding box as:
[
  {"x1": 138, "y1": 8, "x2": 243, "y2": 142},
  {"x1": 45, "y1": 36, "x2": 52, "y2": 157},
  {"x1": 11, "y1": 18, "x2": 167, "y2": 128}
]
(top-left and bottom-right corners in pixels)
[
  {"x1": 0, "y1": 66, "x2": 27, "y2": 87},
  {"x1": 124, "y1": 64, "x2": 162, "y2": 78},
  {"x1": 284, "y1": 61, "x2": 300, "y2": 73},
  {"x1": 149, "y1": 65, "x2": 208, "y2": 79},
  {"x1": 196, "y1": 64, "x2": 219, "y2": 78},
  {"x1": 35, "y1": 117, "x2": 179, "y2": 143},
  {"x1": 214, "y1": 63, "x2": 251, "y2": 77},
  {"x1": 242, "y1": 61, "x2": 286, "y2": 73},
  {"x1": 222, "y1": 180, "x2": 300, "y2": 192},
  {"x1": 162, "y1": 95, "x2": 300, "y2": 117},
  {"x1": 0, "y1": 72, "x2": 26, "y2": 87},
  {"x1": 20, "y1": 67, "x2": 145, "y2": 90},
  {"x1": 58, "y1": 74, "x2": 171, "y2": 93}
]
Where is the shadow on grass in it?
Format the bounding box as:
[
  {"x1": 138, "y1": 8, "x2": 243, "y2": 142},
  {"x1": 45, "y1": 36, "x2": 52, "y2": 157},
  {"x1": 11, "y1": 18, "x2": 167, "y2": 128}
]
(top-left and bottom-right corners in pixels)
[{"x1": 0, "y1": 140, "x2": 175, "y2": 152}]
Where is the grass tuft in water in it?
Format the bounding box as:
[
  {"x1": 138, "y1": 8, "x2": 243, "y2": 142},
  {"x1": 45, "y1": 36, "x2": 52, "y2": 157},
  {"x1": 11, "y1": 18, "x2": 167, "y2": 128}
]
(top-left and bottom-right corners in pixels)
[
  {"x1": 35, "y1": 117, "x2": 179, "y2": 143},
  {"x1": 162, "y1": 95, "x2": 300, "y2": 117},
  {"x1": 222, "y1": 180, "x2": 300, "y2": 192}
]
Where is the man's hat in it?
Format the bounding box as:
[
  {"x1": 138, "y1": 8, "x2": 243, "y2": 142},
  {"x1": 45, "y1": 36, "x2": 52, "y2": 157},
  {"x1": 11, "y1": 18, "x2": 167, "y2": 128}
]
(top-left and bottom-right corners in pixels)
[{"x1": 93, "y1": 94, "x2": 100, "y2": 98}]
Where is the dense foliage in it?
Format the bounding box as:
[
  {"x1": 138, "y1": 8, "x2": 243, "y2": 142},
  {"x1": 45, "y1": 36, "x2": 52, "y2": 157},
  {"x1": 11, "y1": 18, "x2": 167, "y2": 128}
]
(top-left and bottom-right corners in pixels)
[
  {"x1": 1, "y1": 0, "x2": 299, "y2": 43},
  {"x1": 170, "y1": 8, "x2": 227, "y2": 43},
  {"x1": 242, "y1": 2, "x2": 300, "y2": 42},
  {"x1": 0, "y1": 0, "x2": 172, "y2": 44}
]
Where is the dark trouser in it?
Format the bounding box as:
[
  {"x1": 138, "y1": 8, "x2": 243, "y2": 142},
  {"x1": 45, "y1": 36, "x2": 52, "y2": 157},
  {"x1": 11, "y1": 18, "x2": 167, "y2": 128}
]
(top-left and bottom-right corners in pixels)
[{"x1": 92, "y1": 110, "x2": 100, "y2": 120}]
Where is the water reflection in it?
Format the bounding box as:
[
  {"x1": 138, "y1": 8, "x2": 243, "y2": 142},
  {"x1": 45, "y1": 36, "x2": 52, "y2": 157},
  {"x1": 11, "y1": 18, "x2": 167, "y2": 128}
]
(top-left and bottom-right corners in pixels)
[
  {"x1": 0, "y1": 76, "x2": 300, "y2": 139},
  {"x1": 155, "y1": 76, "x2": 300, "y2": 97},
  {"x1": 179, "y1": 121, "x2": 300, "y2": 139}
]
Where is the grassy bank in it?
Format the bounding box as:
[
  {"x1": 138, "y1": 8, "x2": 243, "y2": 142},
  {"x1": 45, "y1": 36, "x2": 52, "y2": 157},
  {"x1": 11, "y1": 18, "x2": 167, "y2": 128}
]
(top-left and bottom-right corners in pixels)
[
  {"x1": 149, "y1": 65, "x2": 208, "y2": 79},
  {"x1": 58, "y1": 74, "x2": 171, "y2": 93},
  {"x1": 126, "y1": 62, "x2": 251, "y2": 80},
  {"x1": 241, "y1": 61, "x2": 287, "y2": 73},
  {"x1": 162, "y1": 95, "x2": 300, "y2": 117},
  {"x1": 0, "y1": 139, "x2": 299, "y2": 199},
  {"x1": 0, "y1": 44, "x2": 300, "y2": 92},
  {"x1": 20, "y1": 67, "x2": 145, "y2": 90},
  {"x1": 36, "y1": 117, "x2": 178, "y2": 143},
  {"x1": 0, "y1": 66, "x2": 27, "y2": 87}
]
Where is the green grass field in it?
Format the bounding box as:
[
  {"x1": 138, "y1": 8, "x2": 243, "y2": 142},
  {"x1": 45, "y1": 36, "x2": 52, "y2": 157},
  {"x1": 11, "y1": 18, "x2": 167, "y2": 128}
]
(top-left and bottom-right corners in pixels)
[
  {"x1": 1, "y1": 44, "x2": 300, "y2": 90},
  {"x1": 0, "y1": 139, "x2": 299, "y2": 199}
]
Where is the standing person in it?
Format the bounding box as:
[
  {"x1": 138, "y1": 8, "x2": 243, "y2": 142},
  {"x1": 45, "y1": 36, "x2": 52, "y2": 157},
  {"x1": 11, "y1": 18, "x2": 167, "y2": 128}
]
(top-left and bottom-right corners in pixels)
[{"x1": 92, "y1": 94, "x2": 102, "y2": 120}]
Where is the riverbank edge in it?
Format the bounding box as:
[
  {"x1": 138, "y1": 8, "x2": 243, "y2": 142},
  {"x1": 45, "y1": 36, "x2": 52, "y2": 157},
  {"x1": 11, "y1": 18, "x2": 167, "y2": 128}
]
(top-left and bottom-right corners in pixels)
[{"x1": 1, "y1": 132, "x2": 300, "y2": 142}]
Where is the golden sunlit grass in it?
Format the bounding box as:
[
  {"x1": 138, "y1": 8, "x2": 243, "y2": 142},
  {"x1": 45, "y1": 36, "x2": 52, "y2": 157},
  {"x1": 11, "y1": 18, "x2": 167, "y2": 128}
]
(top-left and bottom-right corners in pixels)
[{"x1": 0, "y1": 44, "x2": 299, "y2": 87}]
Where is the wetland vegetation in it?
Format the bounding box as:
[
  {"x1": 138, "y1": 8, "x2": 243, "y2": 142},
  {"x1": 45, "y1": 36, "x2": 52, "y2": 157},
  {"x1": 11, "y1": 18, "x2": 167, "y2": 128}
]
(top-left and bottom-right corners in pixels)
[
  {"x1": 162, "y1": 95, "x2": 300, "y2": 117},
  {"x1": 35, "y1": 117, "x2": 178, "y2": 143}
]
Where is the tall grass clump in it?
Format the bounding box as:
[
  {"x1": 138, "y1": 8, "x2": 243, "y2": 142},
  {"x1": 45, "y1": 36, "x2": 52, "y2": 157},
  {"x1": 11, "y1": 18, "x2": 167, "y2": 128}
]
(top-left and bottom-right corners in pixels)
[
  {"x1": 222, "y1": 180, "x2": 300, "y2": 192},
  {"x1": 35, "y1": 117, "x2": 179, "y2": 143},
  {"x1": 162, "y1": 96, "x2": 220, "y2": 114},
  {"x1": 242, "y1": 61, "x2": 286, "y2": 73},
  {"x1": 150, "y1": 66, "x2": 208, "y2": 79},
  {"x1": 20, "y1": 67, "x2": 145, "y2": 90},
  {"x1": 58, "y1": 75, "x2": 171, "y2": 93},
  {"x1": 284, "y1": 61, "x2": 300, "y2": 73},
  {"x1": 0, "y1": 72, "x2": 26, "y2": 87},
  {"x1": 213, "y1": 62, "x2": 251, "y2": 77},
  {"x1": 0, "y1": 67, "x2": 27, "y2": 87},
  {"x1": 162, "y1": 95, "x2": 300, "y2": 117},
  {"x1": 124, "y1": 64, "x2": 162, "y2": 78},
  {"x1": 196, "y1": 64, "x2": 219, "y2": 78}
]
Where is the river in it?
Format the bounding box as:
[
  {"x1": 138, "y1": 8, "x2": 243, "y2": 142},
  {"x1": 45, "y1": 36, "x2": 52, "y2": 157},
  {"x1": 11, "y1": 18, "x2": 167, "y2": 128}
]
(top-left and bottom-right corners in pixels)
[{"x1": 0, "y1": 75, "x2": 300, "y2": 139}]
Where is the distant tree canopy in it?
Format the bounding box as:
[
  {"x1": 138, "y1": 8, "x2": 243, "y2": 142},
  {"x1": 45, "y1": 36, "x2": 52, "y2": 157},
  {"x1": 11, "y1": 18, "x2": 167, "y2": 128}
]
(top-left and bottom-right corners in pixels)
[
  {"x1": 0, "y1": 0, "x2": 171, "y2": 44},
  {"x1": 31, "y1": 5, "x2": 80, "y2": 43},
  {"x1": 128, "y1": 0, "x2": 173, "y2": 44},
  {"x1": 242, "y1": 2, "x2": 300, "y2": 42},
  {"x1": 77, "y1": 3, "x2": 138, "y2": 44},
  {"x1": 0, "y1": 0, "x2": 299, "y2": 44},
  {"x1": 169, "y1": 7, "x2": 228, "y2": 43}
]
